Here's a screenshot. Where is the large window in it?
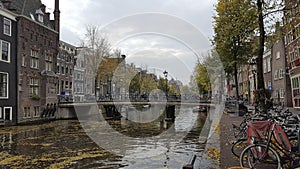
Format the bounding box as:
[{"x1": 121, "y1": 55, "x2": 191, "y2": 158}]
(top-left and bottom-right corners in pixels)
[
  {"x1": 29, "y1": 78, "x2": 39, "y2": 95},
  {"x1": 3, "y1": 18, "x2": 11, "y2": 36},
  {"x1": 0, "y1": 72, "x2": 8, "y2": 98},
  {"x1": 33, "y1": 106, "x2": 39, "y2": 117},
  {"x1": 0, "y1": 40, "x2": 10, "y2": 62},
  {"x1": 45, "y1": 53, "x2": 53, "y2": 71},
  {"x1": 263, "y1": 59, "x2": 267, "y2": 73},
  {"x1": 267, "y1": 57, "x2": 271, "y2": 72},
  {"x1": 3, "y1": 107, "x2": 12, "y2": 120},
  {"x1": 24, "y1": 107, "x2": 30, "y2": 118},
  {"x1": 30, "y1": 50, "x2": 39, "y2": 69}
]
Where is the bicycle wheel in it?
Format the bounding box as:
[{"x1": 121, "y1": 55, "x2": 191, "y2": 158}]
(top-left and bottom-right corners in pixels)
[
  {"x1": 231, "y1": 138, "x2": 247, "y2": 158},
  {"x1": 240, "y1": 144, "x2": 281, "y2": 169}
]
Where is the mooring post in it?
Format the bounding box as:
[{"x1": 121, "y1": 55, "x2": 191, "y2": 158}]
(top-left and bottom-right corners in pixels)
[{"x1": 182, "y1": 154, "x2": 197, "y2": 169}]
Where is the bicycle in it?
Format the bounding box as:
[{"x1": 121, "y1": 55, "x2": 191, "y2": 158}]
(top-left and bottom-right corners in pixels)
[{"x1": 239, "y1": 120, "x2": 300, "y2": 169}]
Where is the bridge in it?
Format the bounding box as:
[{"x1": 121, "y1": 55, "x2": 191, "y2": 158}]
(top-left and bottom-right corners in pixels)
[{"x1": 57, "y1": 100, "x2": 213, "y2": 121}]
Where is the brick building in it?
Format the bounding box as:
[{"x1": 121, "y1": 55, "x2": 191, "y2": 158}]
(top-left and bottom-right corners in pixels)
[
  {"x1": 1, "y1": 0, "x2": 60, "y2": 123},
  {"x1": 57, "y1": 40, "x2": 76, "y2": 101},
  {"x1": 284, "y1": 0, "x2": 300, "y2": 108},
  {"x1": 271, "y1": 35, "x2": 293, "y2": 107},
  {"x1": 263, "y1": 48, "x2": 272, "y2": 92},
  {"x1": 0, "y1": 5, "x2": 17, "y2": 125}
]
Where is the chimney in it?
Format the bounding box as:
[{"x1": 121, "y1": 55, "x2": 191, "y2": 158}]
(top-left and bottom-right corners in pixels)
[
  {"x1": 54, "y1": 0, "x2": 60, "y2": 36},
  {"x1": 45, "y1": 12, "x2": 50, "y2": 21}
]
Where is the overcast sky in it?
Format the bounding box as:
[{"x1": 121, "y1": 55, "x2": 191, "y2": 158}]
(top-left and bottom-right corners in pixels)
[{"x1": 42, "y1": 0, "x2": 219, "y2": 84}]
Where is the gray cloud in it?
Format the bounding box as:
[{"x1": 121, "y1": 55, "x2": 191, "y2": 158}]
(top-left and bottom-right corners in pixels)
[{"x1": 42, "y1": 0, "x2": 218, "y2": 84}]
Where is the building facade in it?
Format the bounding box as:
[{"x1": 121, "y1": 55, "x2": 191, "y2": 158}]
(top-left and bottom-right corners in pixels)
[
  {"x1": 73, "y1": 47, "x2": 86, "y2": 102},
  {"x1": 284, "y1": 0, "x2": 300, "y2": 108},
  {"x1": 2, "y1": 0, "x2": 61, "y2": 123},
  {"x1": 271, "y1": 37, "x2": 293, "y2": 107},
  {"x1": 0, "y1": 6, "x2": 17, "y2": 125},
  {"x1": 57, "y1": 40, "x2": 76, "y2": 102}
]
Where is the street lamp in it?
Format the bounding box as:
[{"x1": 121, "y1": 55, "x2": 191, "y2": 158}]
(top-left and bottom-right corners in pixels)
[{"x1": 163, "y1": 70, "x2": 168, "y2": 99}]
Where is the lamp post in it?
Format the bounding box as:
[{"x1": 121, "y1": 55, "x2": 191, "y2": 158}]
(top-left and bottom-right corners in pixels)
[{"x1": 163, "y1": 70, "x2": 168, "y2": 99}]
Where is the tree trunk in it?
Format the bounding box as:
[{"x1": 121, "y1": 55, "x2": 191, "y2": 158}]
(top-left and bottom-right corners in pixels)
[
  {"x1": 94, "y1": 77, "x2": 97, "y2": 100},
  {"x1": 234, "y1": 61, "x2": 239, "y2": 100},
  {"x1": 256, "y1": 0, "x2": 265, "y2": 90}
]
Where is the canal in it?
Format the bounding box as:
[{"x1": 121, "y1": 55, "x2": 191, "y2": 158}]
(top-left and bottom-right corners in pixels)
[{"x1": 0, "y1": 105, "x2": 210, "y2": 169}]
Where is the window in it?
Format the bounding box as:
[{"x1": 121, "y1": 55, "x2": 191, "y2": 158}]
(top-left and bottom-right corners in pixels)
[
  {"x1": 274, "y1": 70, "x2": 278, "y2": 80},
  {"x1": 267, "y1": 57, "x2": 271, "y2": 72},
  {"x1": 3, "y1": 18, "x2": 11, "y2": 36},
  {"x1": 0, "y1": 40, "x2": 10, "y2": 62},
  {"x1": 263, "y1": 59, "x2": 267, "y2": 73},
  {"x1": 0, "y1": 107, "x2": 2, "y2": 119},
  {"x1": 61, "y1": 66, "x2": 64, "y2": 74},
  {"x1": 24, "y1": 107, "x2": 30, "y2": 118},
  {"x1": 279, "y1": 69, "x2": 284, "y2": 79},
  {"x1": 276, "y1": 51, "x2": 281, "y2": 59},
  {"x1": 33, "y1": 106, "x2": 39, "y2": 117},
  {"x1": 57, "y1": 64, "x2": 60, "y2": 74},
  {"x1": 22, "y1": 55, "x2": 26, "y2": 67},
  {"x1": 30, "y1": 50, "x2": 39, "y2": 69},
  {"x1": 38, "y1": 14, "x2": 43, "y2": 23},
  {"x1": 3, "y1": 107, "x2": 12, "y2": 121},
  {"x1": 0, "y1": 72, "x2": 8, "y2": 98},
  {"x1": 280, "y1": 89, "x2": 285, "y2": 98},
  {"x1": 30, "y1": 58, "x2": 39, "y2": 69},
  {"x1": 65, "y1": 81, "x2": 69, "y2": 89},
  {"x1": 29, "y1": 78, "x2": 39, "y2": 95}
]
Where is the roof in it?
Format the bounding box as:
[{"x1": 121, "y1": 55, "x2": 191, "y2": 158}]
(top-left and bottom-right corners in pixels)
[
  {"x1": 98, "y1": 57, "x2": 125, "y2": 80},
  {"x1": 1, "y1": 0, "x2": 54, "y2": 29}
]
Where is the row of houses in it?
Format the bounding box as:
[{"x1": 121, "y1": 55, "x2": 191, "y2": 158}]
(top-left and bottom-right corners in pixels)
[
  {"x1": 227, "y1": 0, "x2": 299, "y2": 108},
  {"x1": 0, "y1": 0, "x2": 80, "y2": 125},
  {"x1": 0, "y1": 0, "x2": 162, "y2": 126}
]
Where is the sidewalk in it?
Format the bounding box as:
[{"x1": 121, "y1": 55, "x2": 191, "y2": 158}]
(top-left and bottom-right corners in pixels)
[
  {"x1": 218, "y1": 106, "x2": 300, "y2": 169},
  {"x1": 219, "y1": 113, "x2": 243, "y2": 169}
]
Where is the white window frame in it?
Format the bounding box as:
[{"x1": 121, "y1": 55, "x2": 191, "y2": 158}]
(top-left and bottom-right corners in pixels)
[
  {"x1": 21, "y1": 55, "x2": 26, "y2": 67},
  {"x1": 267, "y1": 57, "x2": 271, "y2": 72},
  {"x1": 263, "y1": 59, "x2": 267, "y2": 73},
  {"x1": 3, "y1": 107, "x2": 12, "y2": 121},
  {"x1": 0, "y1": 72, "x2": 8, "y2": 99},
  {"x1": 3, "y1": 18, "x2": 11, "y2": 36},
  {"x1": 38, "y1": 14, "x2": 43, "y2": 23},
  {"x1": 0, "y1": 40, "x2": 10, "y2": 63},
  {"x1": 280, "y1": 89, "x2": 285, "y2": 98},
  {"x1": 33, "y1": 106, "x2": 39, "y2": 117},
  {"x1": 276, "y1": 51, "x2": 280, "y2": 59},
  {"x1": 274, "y1": 70, "x2": 278, "y2": 80},
  {"x1": 279, "y1": 69, "x2": 284, "y2": 79}
]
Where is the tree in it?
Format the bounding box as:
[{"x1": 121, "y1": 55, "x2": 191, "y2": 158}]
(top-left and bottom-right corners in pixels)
[
  {"x1": 80, "y1": 25, "x2": 111, "y2": 97},
  {"x1": 254, "y1": 0, "x2": 299, "y2": 90},
  {"x1": 157, "y1": 77, "x2": 168, "y2": 93},
  {"x1": 213, "y1": 0, "x2": 257, "y2": 99},
  {"x1": 194, "y1": 63, "x2": 211, "y2": 95},
  {"x1": 140, "y1": 74, "x2": 158, "y2": 94}
]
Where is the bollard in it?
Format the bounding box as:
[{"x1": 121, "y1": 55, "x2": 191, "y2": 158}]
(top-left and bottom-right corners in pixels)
[{"x1": 182, "y1": 154, "x2": 197, "y2": 169}]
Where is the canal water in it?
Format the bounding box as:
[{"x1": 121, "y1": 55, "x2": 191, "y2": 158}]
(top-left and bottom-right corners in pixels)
[{"x1": 0, "y1": 105, "x2": 210, "y2": 169}]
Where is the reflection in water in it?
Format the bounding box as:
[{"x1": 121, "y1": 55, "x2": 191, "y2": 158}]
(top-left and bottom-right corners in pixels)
[{"x1": 0, "y1": 105, "x2": 208, "y2": 169}]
